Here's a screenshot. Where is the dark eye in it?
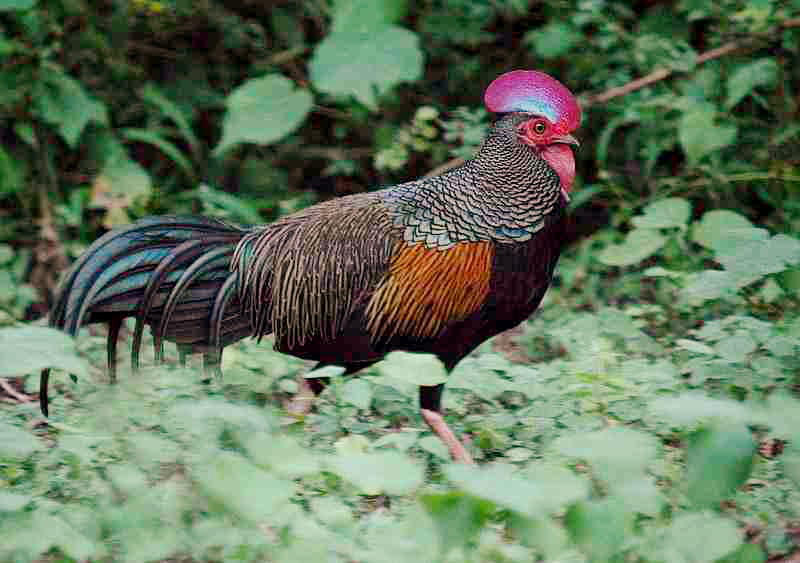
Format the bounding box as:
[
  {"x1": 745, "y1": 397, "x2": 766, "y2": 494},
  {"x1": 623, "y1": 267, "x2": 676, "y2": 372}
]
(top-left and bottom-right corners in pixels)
[{"x1": 533, "y1": 121, "x2": 547, "y2": 135}]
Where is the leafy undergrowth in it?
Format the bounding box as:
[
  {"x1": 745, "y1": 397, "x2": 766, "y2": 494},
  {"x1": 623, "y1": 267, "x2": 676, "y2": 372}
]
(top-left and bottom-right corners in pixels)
[{"x1": 1, "y1": 201, "x2": 799, "y2": 563}]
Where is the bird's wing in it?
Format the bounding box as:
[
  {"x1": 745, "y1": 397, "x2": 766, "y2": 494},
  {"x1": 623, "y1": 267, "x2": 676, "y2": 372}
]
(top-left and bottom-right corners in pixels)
[{"x1": 233, "y1": 193, "x2": 399, "y2": 351}]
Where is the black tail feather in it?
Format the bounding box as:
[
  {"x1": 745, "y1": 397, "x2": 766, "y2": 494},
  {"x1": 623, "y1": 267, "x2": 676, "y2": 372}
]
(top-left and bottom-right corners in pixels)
[{"x1": 41, "y1": 216, "x2": 252, "y2": 416}]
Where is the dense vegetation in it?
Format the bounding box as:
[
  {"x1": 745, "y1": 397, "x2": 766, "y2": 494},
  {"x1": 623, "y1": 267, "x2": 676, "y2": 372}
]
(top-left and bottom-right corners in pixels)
[{"x1": 0, "y1": 0, "x2": 798, "y2": 561}]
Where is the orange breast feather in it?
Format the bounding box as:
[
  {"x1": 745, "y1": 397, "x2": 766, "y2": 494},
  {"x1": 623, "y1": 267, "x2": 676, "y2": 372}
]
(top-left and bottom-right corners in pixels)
[{"x1": 365, "y1": 242, "x2": 494, "y2": 342}]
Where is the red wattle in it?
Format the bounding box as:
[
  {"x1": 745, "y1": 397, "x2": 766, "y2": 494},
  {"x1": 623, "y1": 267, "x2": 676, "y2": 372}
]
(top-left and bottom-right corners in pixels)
[{"x1": 540, "y1": 144, "x2": 576, "y2": 194}]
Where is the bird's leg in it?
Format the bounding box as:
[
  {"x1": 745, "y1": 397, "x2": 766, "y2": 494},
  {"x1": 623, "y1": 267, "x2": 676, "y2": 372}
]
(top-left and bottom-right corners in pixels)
[
  {"x1": 419, "y1": 384, "x2": 474, "y2": 464},
  {"x1": 106, "y1": 316, "x2": 123, "y2": 383}
]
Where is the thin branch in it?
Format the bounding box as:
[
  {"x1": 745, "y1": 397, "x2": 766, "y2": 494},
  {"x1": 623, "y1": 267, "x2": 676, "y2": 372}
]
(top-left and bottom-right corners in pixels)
[{"x1": 584, "y1": 17, "x2": 800, "y2": 107}]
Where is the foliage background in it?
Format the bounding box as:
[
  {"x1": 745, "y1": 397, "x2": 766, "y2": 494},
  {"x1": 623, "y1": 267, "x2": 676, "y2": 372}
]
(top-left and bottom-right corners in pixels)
[{"x1": 0, "y1": 0, "x2": 799, "y2": 562}]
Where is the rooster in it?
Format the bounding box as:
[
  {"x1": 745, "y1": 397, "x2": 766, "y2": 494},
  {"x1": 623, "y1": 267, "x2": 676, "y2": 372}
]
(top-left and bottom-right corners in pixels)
[{"x1": 41, "y1": 70, "x2": 581, "y2": 463}]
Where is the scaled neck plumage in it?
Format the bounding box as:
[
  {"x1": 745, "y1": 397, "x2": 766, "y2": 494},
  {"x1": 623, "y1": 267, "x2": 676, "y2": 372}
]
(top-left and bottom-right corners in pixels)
[{"x1": 382, "y1": 114, "x2": 567, "y2": 249}]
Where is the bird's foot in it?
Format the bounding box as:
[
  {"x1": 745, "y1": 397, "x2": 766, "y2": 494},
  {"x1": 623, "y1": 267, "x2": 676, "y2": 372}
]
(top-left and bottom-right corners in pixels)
[{"x1": 420, "y1": 408, "x2": 475, "y2": 464}]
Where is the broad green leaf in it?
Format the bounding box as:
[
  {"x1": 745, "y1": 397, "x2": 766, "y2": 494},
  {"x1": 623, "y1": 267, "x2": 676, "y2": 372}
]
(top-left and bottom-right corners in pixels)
[
  {"x1": 597, "y1": 228, "x2": 666, "y2": 266},
  {"x1": 676, "y1": 338, "x2": 715, "y2": 355},
  {"x1": 331, "y1": 0, "x2": 407, "y2": 33},
  {"x1": 725, "y1": 58, "x2": 777, "y2": 109},
  {"x1": 648, "y1": 392, "x2": 752, "y2": 427},
  {"x1": 0, "y1": 325, "x2": 89, "y2": 377},
  {"x1": 0, "y1": 491, "x2": 31, "y2": 512},
  {"x1": 659, "y1": 512, "x2": 741, "y2": 563},
  {"x1": 687, "y1": 422, "x2": 755, "y2": 508},
  {"x1": 691, "y1": 210, "x2": 760, "y2": 253},
  {"x1": 215, "y1": 74, "x2": 312, "y2": 154},
  {"x1": 341, "y1": 377, "x2": 373, "y2": 410},
  {"x1": 681, "y1": 270, "x2": 738, "y2": 303},
  {"x1": 718, "y1": 543, "x2": 766, "y2": 563},
  {"x1": 97, "y1": 138, "x2": 152, "y2": 209},
  {"x1": 445, "y1": 462, "x2": 589, "y2": 518},
  {"x1": 35, "y1": 68, "x2": 107, "y2": 147},
  {"x1": 308, "y1": 497, "x2": 350, "y2": 528},
  {"x1": 716, "y1": 234, "x2": 800, "y2": 287},
  {"x1": 715, "y1": 333, "x2": 757, "y2": 363},
  {"x1": 632, "y1": 198, "x2": 691, "y2": 230},
  {"x1": 193, "y1": 451, "x2": 293, "y2": 522},
  {"x1": 243, "y1": 432, "x2": 320, "y2": 478},
  {"x1": 421, "y1": 491, "x2": 495, "y2": 554},
  {"x1": 524, "y1": 22, "x2": 580, "y2": 58},
  {"x1": 417, "y1": 434, "x2": 450, "y2": 460},
  {"x1": 377, "y1": 351, "x2": 448, "y2": 386},
  {"x1": 327, "y1": 450, "x2": 423, "y2": 495},
  {"x1": 309, "y1": 25, "x2": 423, "y2": 109},
  {"x1": 679, "y1": 105, "x2": 737, "y2": 164},
  {"x1": 0, "y1": 0, "x2": 35, "y2": 9},
  {"x1": 565, "y1": 498, "x2": 628, "y2": 563},
  {"x1": 510, "y1": 515, "x2": 569, "y2": 560},
  {"x1": 553, "y1": 427, "x2": 658, "y2": 484},
  {"x1": 0, "y1": 422, "x2": 40, "y2": 458}
]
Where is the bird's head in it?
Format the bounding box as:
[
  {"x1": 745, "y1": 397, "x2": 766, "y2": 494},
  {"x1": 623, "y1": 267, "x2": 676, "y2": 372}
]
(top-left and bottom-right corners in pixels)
[{"x1": 484, "y1": 70, "x2": 581, "y2": 198}]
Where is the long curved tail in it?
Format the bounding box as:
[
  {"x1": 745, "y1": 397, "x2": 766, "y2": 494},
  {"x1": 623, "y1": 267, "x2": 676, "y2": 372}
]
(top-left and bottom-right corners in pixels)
[{"x1": 41, "y1": 216, "x2": 253, "y2": 415}]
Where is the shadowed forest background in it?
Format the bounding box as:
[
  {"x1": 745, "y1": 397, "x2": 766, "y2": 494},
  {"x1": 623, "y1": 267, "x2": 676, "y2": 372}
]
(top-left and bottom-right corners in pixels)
[{"x1": 0, "y1": 1, "x2": 799, "y2": 561}]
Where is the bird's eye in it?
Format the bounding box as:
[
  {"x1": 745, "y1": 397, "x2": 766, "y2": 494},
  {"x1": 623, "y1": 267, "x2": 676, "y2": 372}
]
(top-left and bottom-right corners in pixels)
[{"x1": 533, "y1": 121, "x2": 547, "y2": 135}]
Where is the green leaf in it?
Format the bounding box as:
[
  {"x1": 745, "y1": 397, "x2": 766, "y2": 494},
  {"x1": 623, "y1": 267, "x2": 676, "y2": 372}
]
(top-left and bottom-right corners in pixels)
[
  {"x1": 718, "y1": 543, "x2": 766, "y2": 563},
  {"x1": 243, "y1": 432, "x2": 320, "y2": 478},
  {"x1": 0, "y1": 0, "x2": 35, "y2": 11},
  {"x1": 331, "y1": 0, "x2": 407, "y2": 33},
  {"x1": 715, "y1": 333, "x2": 757, "y2": 363},
  {"x1": 632, "y1": 198, "x2": 691, "y2": 230},
  {"x1": 35, "y1": 68, "x2": 108, "y2": 147},
  {"x1": 679, "y1": 105, "x2": 737, "y2": 164},
  {"x1": 139, "y1": 83, "x2": 200, "y2": 151},
  {"x1": 687, "y1": 422, "x2": 755, "y2": 509},
  {"x1": 725, "y1": 58, "x2": 777, "y2": 109},
  {"x1": 309, "y1": 25, "x2": 423, "y2": 109},
  {"x1": 553, "y1": 427, "x2": 659, "y2": 485},
  {"x1": 121, "y1": 128, "x2": 194, "y2": 177},
  {"x1": 716, "y1": 234, "x2": 800, "y2": 287},
  {"x1": 417, "y1": 435, "x2": 450, "y2": 460},
  {"x1": 648, "y1": 392, "x2": 752, "y2": 427},
  {"x1": 681, "y1": 270, "x2": 738, "y2": 303},
  {"x1": 524, "y1": 22, "x2": 580, "y2": 58},
  {"x1": 377, "y1": 351, "x2": 448, "y2": 386},
  {"x1": 691, "y1": 210, "x2": 760, "y2": 253},
  {"x1": 565, "y1": 497, "x2": 628, "y2": 562},
  {"x1": 100, "y1": 142, "x2": 152, "y2": 204},
  {"x1": 676, "y1": 338, "x2": 715, "y2": 355},
  {"x1": 0, "y1": 325, "x2": 89, "y2": 378},
  {"x1": 0, "y1": 491, "x2": 31, "y2": 512},
  {"x1": 341, "y1": 377, "x2": 373, "y2": 410},
  {"x1": 0, "y1": 146, "x2": 22, "y2": 194},
  {"x1": 193, "y1": 450, "x2": 293, "y2": 522},
  {"x1": 510, "y1": 515, "x2": 569, "y2": 560},
  {"x1": 597, "y1": 228, "x2": 666, "y2": 266},
  {"x1": 659, "y1": 512, "x2": 741, "y2": 563},
  {"x1": 326, "y1": 451, "x2": 423, "y2": 495},
  {"x1": 0, "y1": 421, "x2": 40, "y2": 458},
  {"x1": 445, "y1": 462, "x2": 589, "y2": 518},
  {"x1": 215, "y1": 74, "x2": 312, "y2": 155},
  {"x1": 420, "y1": 491, "x2": 495, "y2": 554}
]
